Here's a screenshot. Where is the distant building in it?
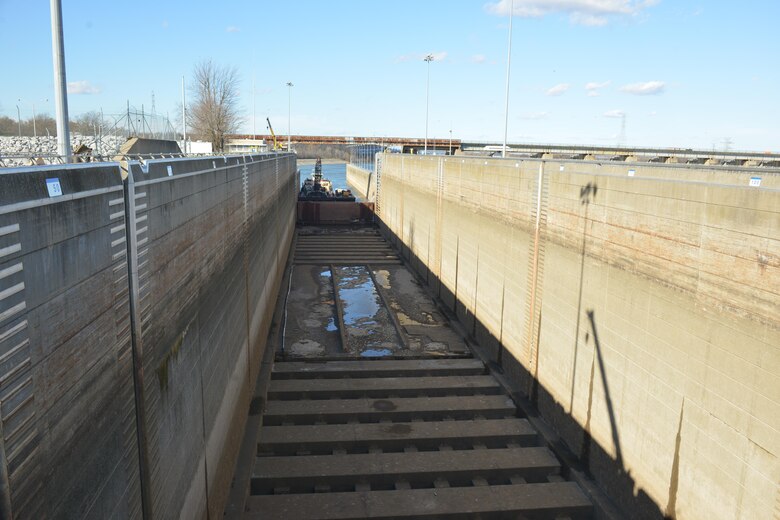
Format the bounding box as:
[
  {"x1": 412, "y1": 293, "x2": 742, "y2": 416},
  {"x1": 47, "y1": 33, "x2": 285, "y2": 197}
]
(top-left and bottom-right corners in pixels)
[
  {"x1": 225, "y1": 138, "x2": 268, "y2": 154},
  {"x1": 178, "y1": 140, "x2": 214, "y2": 154}
]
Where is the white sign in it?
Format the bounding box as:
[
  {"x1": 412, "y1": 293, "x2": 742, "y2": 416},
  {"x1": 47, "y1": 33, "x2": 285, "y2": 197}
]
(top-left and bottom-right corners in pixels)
[
  {"x1": 167, "y1": 165, "x2": 173, "y2": 177},
  {"x1": 628, "y1": 169, "x2": 636, "y2": 177},
  {"x1": 749, "y1": 177, "x2": 761, "y2": 187},
  {"x1": 46, "y1": 178, "x2": 63, "y2": 197}
]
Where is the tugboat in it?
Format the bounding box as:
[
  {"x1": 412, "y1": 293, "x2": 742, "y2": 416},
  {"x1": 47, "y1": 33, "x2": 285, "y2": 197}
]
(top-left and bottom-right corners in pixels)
[{"x1": 298, "y1": 158, "x2": 355, "y2": 201}]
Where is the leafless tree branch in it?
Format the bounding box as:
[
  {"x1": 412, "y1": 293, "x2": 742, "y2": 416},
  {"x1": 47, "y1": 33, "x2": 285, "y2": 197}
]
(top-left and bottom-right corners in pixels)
[{"x1": 188, "y1": 60, "x2": 243, "y2": 151}]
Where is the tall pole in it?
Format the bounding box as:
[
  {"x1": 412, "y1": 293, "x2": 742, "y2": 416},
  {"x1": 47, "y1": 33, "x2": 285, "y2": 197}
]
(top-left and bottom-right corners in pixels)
[
  {"x1": 286, "y1": 82, "x2": 293, "y2": 151},
  {"x1": 181, "y1": 76, "x2": 187, "y2": 153},
  {"x1": 15, "y1": 105, "x2": 21, "y2": 137},
  {"x1": 424, "y1": 54, "x2": 433, "y2": 154},
  {"x1": 50, "y1": 0, "x2": 72, "y2": 160},
  {"x1": 252, "y1": 76, "x2": 256, "y2": 139},
  {"x1": 449, "y1": 127, "x2": 452, "y2": 155},
  {"x1": 502, "y1": 0, "x2": 514, "y2": 158}
]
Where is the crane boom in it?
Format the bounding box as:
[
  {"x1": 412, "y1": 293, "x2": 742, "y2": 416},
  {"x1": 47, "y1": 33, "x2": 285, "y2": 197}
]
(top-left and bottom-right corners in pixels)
[{"x1": 266, "y1": 117, "x2": 282, "y2": 150}]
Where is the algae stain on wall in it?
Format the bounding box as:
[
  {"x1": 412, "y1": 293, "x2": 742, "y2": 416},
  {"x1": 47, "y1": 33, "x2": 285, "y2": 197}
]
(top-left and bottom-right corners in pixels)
[{"x1": 156, "y1": 320, "x2": 193, "y2": 391}]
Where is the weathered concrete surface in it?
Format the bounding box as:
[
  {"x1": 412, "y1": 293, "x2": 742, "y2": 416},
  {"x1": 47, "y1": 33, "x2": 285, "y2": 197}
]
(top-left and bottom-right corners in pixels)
[
  {"x1": 346, "y1": 164, "x2": 376, "y2": 200},
  {"x1": 284, "y1": 265, "x2": 340, "y2": 357},
  {"x1": 373, "y1": 265, "x2": 468, "y2": 356},
  {"x1": 376, "y1": 154, "x2": 780, "y2": 520},
  {"x1": 116, "y1": 136, "x2": 182, "y2": 158},
  {"x1": 0, "y1": 153, "x2": 297, "y2": 519},
  {"x1": 280, "y1": 227, "x2": 468, "y2": 360},
  {"x1": 0, "y1": 163, "x2": 139, "y2": 519},
  {"x1": 128, "y1": 154, "x2": 296, "y2": 519}
]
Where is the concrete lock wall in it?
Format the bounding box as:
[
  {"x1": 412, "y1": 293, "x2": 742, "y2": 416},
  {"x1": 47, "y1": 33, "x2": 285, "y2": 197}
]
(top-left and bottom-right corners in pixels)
[
  {"x1": 375, "y1": 154, "x2": 779, "y2": 520},
  {"x1": 0, "y1": 162, "x2": 142, "y2": 519},
  {"x1": 129, "y1": 153, "x2": 296, "y2": 519},
  {"x1": 345, "y1": 163, "x2": 376, "y2": 200},
  {"x1": 0, "y1": 152, "x2": 297, "y2": 519}
]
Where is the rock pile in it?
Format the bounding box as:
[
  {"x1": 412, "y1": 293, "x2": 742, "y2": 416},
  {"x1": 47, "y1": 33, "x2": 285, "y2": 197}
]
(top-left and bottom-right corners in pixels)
[{"x1": 0, "y1": 134, "x2": 127, "y2": 167}]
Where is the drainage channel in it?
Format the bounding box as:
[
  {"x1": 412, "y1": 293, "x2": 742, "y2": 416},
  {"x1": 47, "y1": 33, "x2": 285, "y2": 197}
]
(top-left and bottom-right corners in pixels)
[{"x1": 237, "y1": 227, "x2": 594, "y2": 519}]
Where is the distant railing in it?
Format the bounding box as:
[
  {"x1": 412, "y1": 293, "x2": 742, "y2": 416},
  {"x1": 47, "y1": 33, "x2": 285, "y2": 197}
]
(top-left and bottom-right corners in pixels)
[
  {"x1": 0, "y1": 150, "x2": 288, "y2": 168},
  {"x1": 347, "y1": 143, "x2": 384, "y2": 172},
  {"x1": 460, "y1": 140, "x2": 780, "y2": 164}
]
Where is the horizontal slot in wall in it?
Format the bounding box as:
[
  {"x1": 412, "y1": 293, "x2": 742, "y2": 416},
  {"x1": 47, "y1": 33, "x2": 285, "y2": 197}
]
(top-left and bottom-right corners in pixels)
[{"x1": 0, "y1": 152, "x2": 297, "y2": 519}]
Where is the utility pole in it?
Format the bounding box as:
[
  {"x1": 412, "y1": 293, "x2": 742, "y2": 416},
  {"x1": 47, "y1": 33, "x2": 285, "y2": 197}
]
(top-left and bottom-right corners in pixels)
[
  {"x1": 286, "y1": 82, "x2": 293, "y2": 151},
  {"x1": 93, "y1": 123, "x2": 99, "y2": 156},
  {"x1": 15, "y1": 104, "x2": 21, "y2": 137},
  {"x1": 424, "y1": 54, "x2": 433, "y2": 154},
  {"x1": 181, "y1": 76, "x2": 187, "y2": 154},
  {"x1": 50, "y1": 0, "x2": 72, "y2": 160},
  {"x1": 502, "y1": 0, "x2": 514, "y2": 158}
]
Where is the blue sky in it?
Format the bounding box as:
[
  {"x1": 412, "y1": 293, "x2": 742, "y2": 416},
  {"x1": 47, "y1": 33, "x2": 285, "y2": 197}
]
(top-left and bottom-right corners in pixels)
[{"x1": 0, "y1": 0, "x2": 777, "y2": 151}]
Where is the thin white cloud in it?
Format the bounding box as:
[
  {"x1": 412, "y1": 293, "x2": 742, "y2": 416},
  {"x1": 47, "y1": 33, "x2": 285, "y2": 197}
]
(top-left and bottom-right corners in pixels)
[
  {"x1": 471, "y1": 54, "x2": 487, "y2": 64},
  {"x1": 485, "y1": 0, "x2": 659, "y2": 26},
  {"x1": 585, "y1": 80, "x2": 610, "y2": 97},
  {"x1": 620, "y1": 80, "x2": 665, "y2": 95},
  {"x1": 67, "y1": 81, "x2": 100, "y2": 95},
  {"x1": 226, "y1": 26, "x2": 241, "y2": 33},
  {"x1": 585, "y1": 81, "x2": 611, "y2": 90},
  {"x1": 604, "y1": 109, "x2": 625, "y2": 118},
  {"x1": 546, "y1": 83, "x2": 570, "y2": 96}
]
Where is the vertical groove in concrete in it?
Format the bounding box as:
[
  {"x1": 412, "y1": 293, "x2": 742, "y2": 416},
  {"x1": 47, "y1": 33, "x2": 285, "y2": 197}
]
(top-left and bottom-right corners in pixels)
[{"x1": 122, "y1": 161, "x2": 152, "y2": 520}]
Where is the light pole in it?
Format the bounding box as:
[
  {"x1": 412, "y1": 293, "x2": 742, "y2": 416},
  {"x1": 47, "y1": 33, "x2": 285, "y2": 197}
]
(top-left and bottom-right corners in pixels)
[
  {"x1": 502, "y1": 0, "x2": 514, "y2": 158},
  {"x1": 50, "y1": 0, "x2": 72, "y2": 160},
  {"x1": 286, "y1": 82, "x2": 293, "y2": 152},
  {"x1": 181, "y1": 76, "x2": 187, "y2": 153},
  {"x1": 424, "y1": 54, "x2": 433, "y2": 154},
  {"x1": 15, "y1": 104, "x2": 21, "y2": 137},
  {"x1": 449, "y1": 126, "x2": 453, "y2": 155}
]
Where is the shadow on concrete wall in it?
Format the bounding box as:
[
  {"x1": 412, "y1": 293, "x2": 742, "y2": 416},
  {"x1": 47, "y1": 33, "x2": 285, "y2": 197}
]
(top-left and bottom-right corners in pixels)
[{"x1": 379, "y1": 219, "x2": 670, "y2": 520}]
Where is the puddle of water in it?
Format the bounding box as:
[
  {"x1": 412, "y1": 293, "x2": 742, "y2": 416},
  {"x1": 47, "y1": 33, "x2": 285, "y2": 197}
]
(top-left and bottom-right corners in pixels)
[
  {"x1": 333, "y1": 266, "x2": 402, "y2": 354},
  {"x1": 337, "y1": 267, "x2": 381, "y2": 326},
  {"x1": 361, "y1": 348, "x2": 393, "y2": 357}
]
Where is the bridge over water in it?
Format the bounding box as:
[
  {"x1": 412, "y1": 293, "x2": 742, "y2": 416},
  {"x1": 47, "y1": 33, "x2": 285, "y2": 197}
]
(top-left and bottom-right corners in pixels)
[{"x1": 0, "y1": 152, "x2": 777, "y2": 519}]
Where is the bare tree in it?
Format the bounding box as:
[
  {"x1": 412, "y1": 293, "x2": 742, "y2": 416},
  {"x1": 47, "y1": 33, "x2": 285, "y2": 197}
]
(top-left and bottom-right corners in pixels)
[
  {"x1": 70, "y1": 111, "x2": 103, "y2": 135},
  {"x1": 188, "y1": 60, "x2": 243, "y2": 151}
]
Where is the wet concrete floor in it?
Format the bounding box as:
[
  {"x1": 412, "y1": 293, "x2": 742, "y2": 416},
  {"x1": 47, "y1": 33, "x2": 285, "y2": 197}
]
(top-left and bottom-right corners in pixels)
[{"x1": 281, "y1": 228, "x2": 468, "y2": 359}]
